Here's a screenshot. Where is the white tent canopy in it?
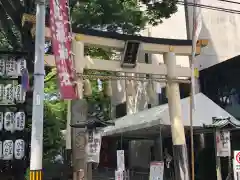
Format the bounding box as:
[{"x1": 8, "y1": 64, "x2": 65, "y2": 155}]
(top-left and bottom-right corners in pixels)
[{"x1": 103, "y1": 93, "x2": 238, "y2": 136}]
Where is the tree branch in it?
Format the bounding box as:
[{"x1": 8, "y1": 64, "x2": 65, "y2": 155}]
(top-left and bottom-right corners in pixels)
[
  {"x1": 0, "y1": 5, "x2": 21, "y2": 49},
  {"x1": 0, "y1": 0, "x2": 23, "y2": 28}
]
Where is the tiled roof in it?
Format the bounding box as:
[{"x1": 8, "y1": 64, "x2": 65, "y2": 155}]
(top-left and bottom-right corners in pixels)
[{"x1": 203, "y1": 117, "x2": 240, "y2": 128}]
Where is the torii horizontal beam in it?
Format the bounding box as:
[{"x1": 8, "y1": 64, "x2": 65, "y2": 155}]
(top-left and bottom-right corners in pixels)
[
  {"x1": 22, "y1": 13, "x2": 208, "y2": 78},
  {"x1": 43, "y1": 26, "x2": 207, "y2": 55},
  {"x1": 22, "y1": 13, "x2": 208, "y2": 56},
  {"x1": 44, "y1": 54, "x2": 191, "y2": 77}
]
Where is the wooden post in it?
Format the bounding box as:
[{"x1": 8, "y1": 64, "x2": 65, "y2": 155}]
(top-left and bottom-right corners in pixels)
[{"x1": 214, "y1": 130, "x2": 222, "y2": 180}]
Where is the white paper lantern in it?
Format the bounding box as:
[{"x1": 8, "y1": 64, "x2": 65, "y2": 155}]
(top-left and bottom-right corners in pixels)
[
  {"x1": 16, "y1": 58, "x2": 27, "y2": 76},
  {"x1": 0, "y1": 112, "x2": 3, "y2": 131},
  {"x1": 15, "y1": 84, "x2": 26, "y2": 103},
  {"x1": 3, "y1": 140, "x2": 14, "y2": 160},
  {"x1": 0, "y1": 58, "x2": 5, "y2": 76},
  {"x1": 0, "y1": 141, "x2": 2, "y2": 159},
  {"x1": 4, "y1": 112, "x2": 15, "y2": 132},
  {"x1": 5, "y1": 58, "x2": 17, "y2": 77},
  {"x1": 3, "y1": 84, "x2": 15, "y2": 103},
  {"x1": 14, "y1": 139, "x2": 25, "y2": 160},
  {"x1": 14, "y1": 112, "x2": 25, "y2": 131}
]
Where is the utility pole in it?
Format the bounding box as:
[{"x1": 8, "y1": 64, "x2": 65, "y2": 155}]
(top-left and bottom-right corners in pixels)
[{"x1": 29, "y1": 0, "x2": 45, "y2": 180}]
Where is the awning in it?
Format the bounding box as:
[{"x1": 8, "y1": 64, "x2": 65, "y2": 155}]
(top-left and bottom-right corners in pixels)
[{"x1": 102, "y1": 93, "x2": 238, "y2": 137}]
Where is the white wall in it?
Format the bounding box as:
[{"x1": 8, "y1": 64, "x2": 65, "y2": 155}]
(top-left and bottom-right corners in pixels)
[
  {"x1": 186, "y1": 0, "x2": 240, "y2": 70},
  {"x1": 147, "y1": 4, "x2": 189, "y2": 68}
]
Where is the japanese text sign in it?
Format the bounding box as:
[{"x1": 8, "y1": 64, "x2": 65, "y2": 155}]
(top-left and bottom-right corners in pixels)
[{"x1": 49, "y1": 0, "x2": 77, "y2": 99}]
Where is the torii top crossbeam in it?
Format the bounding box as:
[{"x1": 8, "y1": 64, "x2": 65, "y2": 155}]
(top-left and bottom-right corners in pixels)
[
  {"x1": 22, "y1": 13, "x2": 208, "y2": 78},
  {"x1": 44, "y1": 27, "x2": 207, "y2": 56}
]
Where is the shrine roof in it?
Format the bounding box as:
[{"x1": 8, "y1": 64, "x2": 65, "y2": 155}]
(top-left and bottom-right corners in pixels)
[{"x1": 73, "y1": 27, "x2": 192, "y2": 46}]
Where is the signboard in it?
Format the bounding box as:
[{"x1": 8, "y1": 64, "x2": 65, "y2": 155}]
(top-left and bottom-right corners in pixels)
[
  {"x1": 115, "y1": 170, "x2": 124, "y2": 180},
  {"x1": 216, "y1": 130, "x2": 231, "y2": 157},
  {"x1": 49, "y1": 0, "x2": 77, "y2": 99},
  {"x1": 233, "y1": 158, "x2": 240, "y2": 180},
  {"x1": 86, "y1": 130, "x2": 102, "y2": 163},
  {"x1": 149, "y1": 161, "x2": 164, "y2": 180},
  {"x1": 117, "y1": 150, "x2": 125, "y2": 171},
  {"x1": 234, "y1": 151, "x2": 240, "y2": 173}
]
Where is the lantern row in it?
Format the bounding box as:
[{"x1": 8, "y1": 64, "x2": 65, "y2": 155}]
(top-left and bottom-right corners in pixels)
[
  {"x1": 0, "y1": 58, "x2": 27, "y2": 77},
  {"x1": 0, "y1": 111, "x2": 25, "y2": 132},
  {"x1": 0, "y1": 139, "x2": 25, "y2": 160},
  {"x1": 0, "y1": 84, "x2": 26, "y2": 104}
]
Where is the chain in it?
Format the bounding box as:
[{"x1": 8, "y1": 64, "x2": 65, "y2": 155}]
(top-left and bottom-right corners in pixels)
[{"x1": 77, "y1": 72, "x2": 191, "y2": 84}]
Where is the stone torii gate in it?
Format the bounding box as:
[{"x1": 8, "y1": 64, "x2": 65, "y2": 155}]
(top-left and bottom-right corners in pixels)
[
  {"x1": 22, "y1": 12, "x2": 208, "y2": 180},
  {"x1": 43, "y1": 27, "x2": 208, "y2": 180}
]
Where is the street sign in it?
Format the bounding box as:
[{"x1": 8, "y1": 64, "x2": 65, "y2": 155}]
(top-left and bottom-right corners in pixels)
[
  {"x1": 233, "y1": 159, "x2": 240, "y2": 180},
  {"x1": 149, "y1": 161, "x2": 164, "y2": 180},
  {"x1": 216, "y1": 130, "x2": 231, "y2": 157},
  {"x1": 234, "y1": 151, "x2": 240, "y2": 172}
]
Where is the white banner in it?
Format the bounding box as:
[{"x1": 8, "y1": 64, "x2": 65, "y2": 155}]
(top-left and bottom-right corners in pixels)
[
  {"x1": 117, "y1": 150, "x2": 125, "y2": 171},
  {"x1": 149, "y1": 161, "x2": 164, "y2": 180},
  {"x1": 216, "y1": 130, "x2": 231, "y2": 157},
  {"x1": 86, "y1": 130, "x2": 102, "y2": 163},
  {"x1": 191, "y1": 0, "x2": 202, "y2": 110}
]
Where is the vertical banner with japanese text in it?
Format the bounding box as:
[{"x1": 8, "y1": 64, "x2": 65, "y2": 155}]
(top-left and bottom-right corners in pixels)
[
  {"x1": 216, "y1": 130, "x2": 231, "y2": 157},
  {"x1": 86, "y1": 129, "x2": 102, "y2": 163},
  {"x1": 49, "y1": 0, "x2": 77, "y2": 99}
]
